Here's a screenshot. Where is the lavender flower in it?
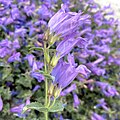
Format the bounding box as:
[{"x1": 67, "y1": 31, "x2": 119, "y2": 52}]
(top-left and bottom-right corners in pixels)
[
  {"x1": 8, "y1": 52, "x2": 21, "y2": 63},
  {"x1": 91, "y1": 112, "x2": 105, "y2": 120},
  {"x1": 73, "y1": 92, "x2": 80, "y2": 108},
  {"x1": 30, "y1": 72, "x2": 44, "y2": 82},
  {"x1": 94, "y1": 98, "x2": 109, "y2": 111},
  {"x1": 56, "y1": 37, "x2": 80, "y2": 58},
  {"x1": 60, "y1": 84, "x2": 76, "y2": 96},
  {"x1": 48, "y1": 4, "x2": 90, "y2": 38},
  {"x1": 52, "y1": 54, "x2": 91, "y2": 89},
  {"x1": 96, "y1": 81, "x2": 119, "y2": 97},
  {"x1": 10, "y1": 98, "x2": 30, "y2": 118},
  {"x1": 0, "y1": 96, "x2": 3, "y2": 111},
  {"x1": 32, "y1": 85, "x2": 40, "y2": 92}
]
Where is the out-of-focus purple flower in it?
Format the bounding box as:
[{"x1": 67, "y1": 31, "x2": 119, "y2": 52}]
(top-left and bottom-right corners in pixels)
[
  {"x1": 10, "y1": 98, "x2": 30, "y2": 118},
  {"x1": 30, "y1": 72, "x2": 44, "y2": 82},
  {"x1": 59, "y1": 115, "x2": 64, "y2": 120},
  {"x1": 73, "y1": 92, "x2": 80, "y2": 108},
  {"x1": 96, "y1": 81, "x2": 119, "y2": 97},
  {"x1": 48, "y1": 4, "x2": 90, "y2": 38},
  {"x1": 32, "y1": 85, "x2": 40, "y2": 92},
  {"x1": 0, "y1": 47, "x2": 11, "y2": 58},
  {"x1": 38, "y1": 4, "x2": 52, "y2": 19},
  {"x1": 52, "y1": 54, "x2": 90, "y2": 89},
  {"x1": 0, "y1": 39, "x2": 12, "y2": 48},
  {"x1": 32, "y1": 61, "x2": 39, "y2": 72},
  {"x1": 13, "y1": 39, "x2": 20, "y2": 49},
  {"x1": 14, "y1": 28, "x2": 26, "y2": 38},
  {"x1": 0, "y1": 96, "x2": 3, "y2": 111},
  {"x1": 23, "y1": 4, "x2": 35, "y2": 16},
  {"x1": 11, "y1": 6, "x2": 20, "y2": 20},
  {"x1": 8, "y1": 52, "x2": 21, "y2": 63},
  {"x1": 87, "y1": 63, "x2": 105, "y2": 76},
  {"x1": 60, "y1": 84, "x2": 76, "y2": 96},
  {"x1": 10, "y1": 104, "x2": 25, "y2": 114},
  {"x1": 94, "y1": 98, "x2": 109, "y2": 111},
  {"x1": 91, "y1": 112, "x2": 105, "y2": 120},
  {"x1": 25, "y1": 54, "x2": 35, "y2": 67}
]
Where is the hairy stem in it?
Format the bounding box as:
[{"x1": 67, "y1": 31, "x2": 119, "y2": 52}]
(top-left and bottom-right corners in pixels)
[{"x1": 44, "y1": 42, "x2": 48, "y2": 120}]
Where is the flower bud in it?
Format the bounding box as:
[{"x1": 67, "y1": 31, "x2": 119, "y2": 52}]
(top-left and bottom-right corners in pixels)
[
  {"x1": 48, "y1": 83, "x2": 54, "y2": 96},
  {"x1": 49, "y1": 35, "x2": 59, "y2": 46},
  {"x1": 54, "y1": 87, "x2": 62, "y2": 98},
  {"x1": 50, "y1": 55, "x2": 60, "y2": 67},
  {"x1": 44, "y1": 30, "x2": 50, "y2": 41},
  {"x1": 44, "y1": 50, "x2": 50, "y2": 64}
]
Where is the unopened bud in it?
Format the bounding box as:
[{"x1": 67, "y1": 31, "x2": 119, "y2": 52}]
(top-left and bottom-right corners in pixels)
[
  {"x1": 48, "y1": 83, "x2": 54, "y2": 96},
  {"x1": 49, "y1": 35, "x2": 59, "y2": 46},
  {"x1": 50, "y1": 55, "x2": 60, "y2": 67},
  {"x1": 54, "y1": 87, "x2": 61, "y2": 98},
  {"x1": 44, "y1": 50, "x2": 50, "y2": 64},
  {"x1": 44, "y1": 30, "x2": 50, "y2": 41}
]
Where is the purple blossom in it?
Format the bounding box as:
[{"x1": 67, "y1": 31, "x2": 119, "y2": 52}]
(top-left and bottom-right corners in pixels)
[
  {"x1": 32, "y1": 85, "x2": 40, "y2": 92},
  {"x1": 0, "y1": 47, "x2": 11, "y2": 58},
  {"x1": 56, "y1": 37, "x2": 80, "y2": 58},
  {"x1": 10, "y1": 98, "x2": 30, "y2": 118},
  {"x1": 12, "y1": 39, "x2": 20, "y2": 49},
  {"x1": 48, "y1": 4, "x2": 90, "y2": 38},
  {"x1": 94, "y1": 98, "x2": 109, "y2": 111},
  {"x1": 0, "y1": 39, "x2": 12, "y2": 48},
  {"x1": 96, "y1": 81, "x2": 119, "y2": 97},
  {"x1": 52, "y1": 54, "x2": 91, "y2": 89},
  {"x1": 30, "y1": 72, "x2": 44, "y2": 82},
  {"x1": 60, "y1": 84, "x2": 76, "y2": 96},
  {"x1": 73, "y1": 92, "x2": 80, "y2": 108},
  {"x1": 8, "y1": 52, "x2": 21, "y2": 63},
  {"x1": 0, "y1": 96, "x2": 3, "y2": 111},
  {"x1": 25, "y1": 54, "x2": 35, "y2": 67},
  {"x1": 91, "y1": 112, "x2": 105, "y2": 120}
]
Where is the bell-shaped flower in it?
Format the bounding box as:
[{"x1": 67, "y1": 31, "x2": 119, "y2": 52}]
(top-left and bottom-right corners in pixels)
[
  {"x1": 52, "y1": 54, "x2": 91, "y2": 89},
  {"x1": 48, "y1": 4, "x2": 90, "y2": 38}
]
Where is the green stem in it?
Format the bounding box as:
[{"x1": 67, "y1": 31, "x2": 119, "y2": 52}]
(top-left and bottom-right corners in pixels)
[
  {"x1": 44, "y1": 112, "x2": 48, "y2": 120},
  {"x1": 49, "y1": 98, "x2": 56, "y2": 109},
  {"x1": 47, "y1": 96, "x2": 51, "y2": 107},
  {"x1": 44, "y1": 42, "x2": 48, "y2": 120}
]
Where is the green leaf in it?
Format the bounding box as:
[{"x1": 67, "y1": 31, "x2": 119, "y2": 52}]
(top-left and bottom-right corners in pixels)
[
  {"x1": 23, "y1": 102, "x2": 47, "y2": 113},
  {"x1": 29, "y1": 47, "x2": 43, "y2": 51},
  {"x1": 38, "y1": 70, "x2": 55, "y2": 81},
  {"x1": 48, "y1": 100, "x2": 64, "y2": 112}
]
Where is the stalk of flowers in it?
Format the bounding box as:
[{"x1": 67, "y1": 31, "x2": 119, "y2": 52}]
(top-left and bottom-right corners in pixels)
[
  {"x1": 0, "y1": 0, "x2": 120, "y2": 120},
  {"x1": 21, "y1": 3, "x2": 91, "y2": 120}
]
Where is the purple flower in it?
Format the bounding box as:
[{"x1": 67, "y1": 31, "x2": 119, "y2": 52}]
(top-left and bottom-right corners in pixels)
[
  {"x1": 0, "y1": 96, "x2": 3, "y2": 111},
  {"x1": 8, "y1": 52, "x2": 21, "y2": 63},
  {"x1": 10, "y1": 98, "x2": 30, "y2": 118},
  {"x1": 38, "y1": 4, "x2": 52, "y2": 19},
  {"x1": 0, "y1": 39, "x2": 12, "y2": 48},
  {"x1": 32, "y1": 85, "x2": 40, "y2": 92},
  {"x1": 73, "y1": 92, "x2": 80, "y2": 108},
  {"x1": 0, "y1": 47, "x2": 11, "y2": 58},
  {"x1": 12, "y1": 39, "x2": 20, "y2": 49},
  {"x1": 91, "y1": 112, "x2": 105, "y2": 120},
  {"x1": 30, "y1": 72, "x2": 44, "y2": 82},
  {"x1": 56, "y1": 37, "x2": 80, "y2": 58},
  {"x1": 25, "y1": 54, "x2": 35, "y2": 67},
  {"x1": 60, "y1": 84, "x2": 76, "y2": 96},
  {"x1": 94, "y1": 98, "x2": 109, "y2": 111},
  {"x1": 87, "y1": 63, "x2": 105, "y2": 76},
  {"x1": 96, "y1": 81, "x2": 119, "y2": 97},
  {"x1": 52, "y1": 54, "x2": 90, "y2": 89},
  {"x1": 48, "y1": 4, "x2": 90, "y2": 38}
]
